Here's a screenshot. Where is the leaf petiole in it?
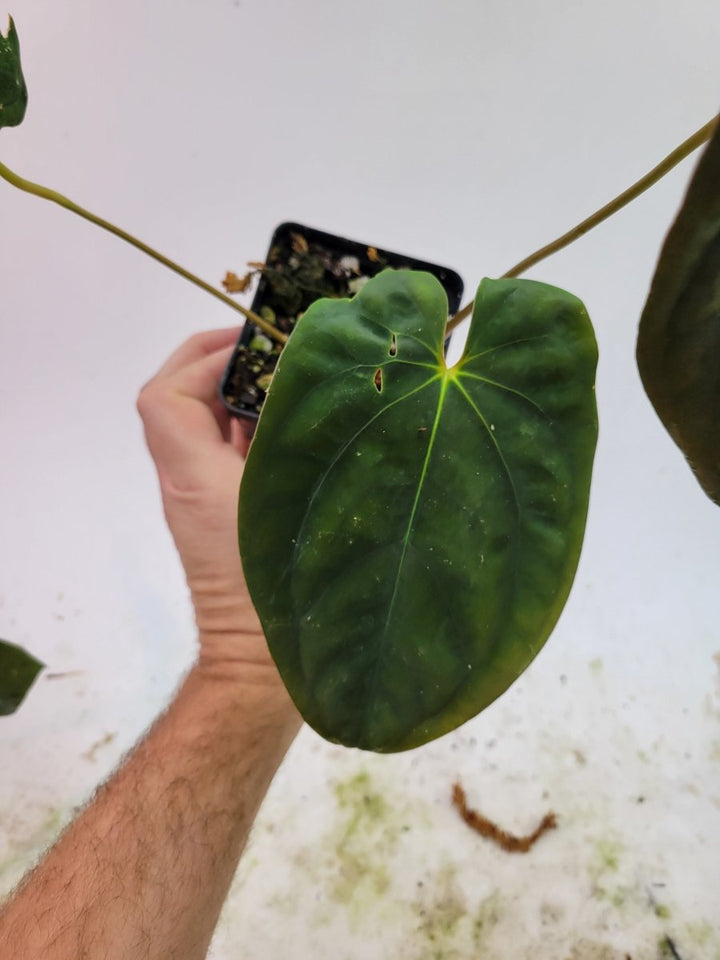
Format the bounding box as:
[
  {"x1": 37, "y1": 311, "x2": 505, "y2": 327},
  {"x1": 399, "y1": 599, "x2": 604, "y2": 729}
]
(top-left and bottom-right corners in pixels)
[
  {"x1": 0, "y1": 160, "x2": 287, "y2": 344},
  {"x1": 446, "y1": 114, "x2": 719, "y2": 335}
]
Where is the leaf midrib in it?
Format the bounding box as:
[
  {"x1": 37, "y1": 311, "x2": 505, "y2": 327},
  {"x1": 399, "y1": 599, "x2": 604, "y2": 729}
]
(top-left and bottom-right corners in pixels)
[
  {"x1": 359, "y1": 368, "x2": 527, "y2": 741},
  {"x1": 361, "y1": 374, "x2": 451, "y2": 737}
]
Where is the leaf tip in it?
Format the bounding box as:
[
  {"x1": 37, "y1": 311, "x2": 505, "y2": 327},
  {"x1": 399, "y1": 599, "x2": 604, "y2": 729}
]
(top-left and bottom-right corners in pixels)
[{"x1": 0, "y1": 639, "x2": 44, "y2": 716}]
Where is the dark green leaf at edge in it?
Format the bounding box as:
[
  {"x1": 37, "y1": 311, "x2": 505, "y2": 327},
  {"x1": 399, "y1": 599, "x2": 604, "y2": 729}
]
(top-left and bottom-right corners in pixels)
[
  {"x1": 637, "y1": 118, "x2": 720, "y2": 505},
  {"x1": 0, "y1": 639, "x2": 43, "y2": 715},
  {"x1": 239, "y1": 270, "x2": 598, "y2": 752},
  {"x1": 0, "y1": 16, "x2": 28, "y2": 129}
]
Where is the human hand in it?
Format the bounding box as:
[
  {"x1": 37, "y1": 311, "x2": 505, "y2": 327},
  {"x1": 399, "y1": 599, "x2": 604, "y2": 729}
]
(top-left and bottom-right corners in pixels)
[
  {"x1": 137, "y1": 328, "x2": 279, "y2": 684},
  {"x1": 0, "y1": 330, "x2": 299, "y2": 960}
]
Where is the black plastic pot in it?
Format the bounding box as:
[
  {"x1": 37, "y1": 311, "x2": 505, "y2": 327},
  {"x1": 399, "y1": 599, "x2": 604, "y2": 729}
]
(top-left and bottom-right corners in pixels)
[{"x1": 220, "y1": 222, "x2": 464, "y2": 421}]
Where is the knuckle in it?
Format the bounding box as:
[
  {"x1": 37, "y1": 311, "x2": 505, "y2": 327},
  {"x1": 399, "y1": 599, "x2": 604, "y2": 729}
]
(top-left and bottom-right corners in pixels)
[
  {"x1": 136, "y1": 380, "x2": 160, "y2": 419},
  {"x1": 186, "y1": 331, "x2": 207, "y2": 353}
]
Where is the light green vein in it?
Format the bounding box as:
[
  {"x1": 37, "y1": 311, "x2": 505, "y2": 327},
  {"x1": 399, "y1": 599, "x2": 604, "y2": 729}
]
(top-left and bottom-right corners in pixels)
[
  {"x1": 361, "y1": 375, "x2": 451, "y2": 737},
  {"x1": 457, "y1": 370, "x2": 551, "y2": 421},
  {"x1": 458, "y1": 334, "x2": 551, "y2": 368},
  {"x1": 451, "y1": 379, "x2": 521, "y2": 518}
]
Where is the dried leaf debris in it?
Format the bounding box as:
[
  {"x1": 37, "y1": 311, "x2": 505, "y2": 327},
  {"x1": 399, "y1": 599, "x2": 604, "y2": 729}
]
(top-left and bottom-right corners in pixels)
[{"x1": 452, "y1": 782, "x2": 557, "y2": 853}]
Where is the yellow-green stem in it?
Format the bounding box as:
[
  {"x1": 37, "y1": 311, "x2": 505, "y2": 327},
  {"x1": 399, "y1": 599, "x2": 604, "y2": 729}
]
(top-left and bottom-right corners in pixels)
[
  {"x1": 446, "y1": 114, "x2": 719, "y2": 335},
  {"x1": 0, "y1": 160, "x2": 287, "y2": 345}
]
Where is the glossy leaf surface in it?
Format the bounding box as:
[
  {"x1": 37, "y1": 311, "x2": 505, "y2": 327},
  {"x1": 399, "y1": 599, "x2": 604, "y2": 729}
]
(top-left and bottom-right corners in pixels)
[
  {"x1": 0, "y1": 639, "x2": 43, "y2": 715},
  {"x1": 637, "y1": 119, "x2": 720, "y2": 504},
  {"x1": 240, "y1": 271, "x2": 598, "y2": 751},
  {"x1": 0, "y1": 17, "x2": 27, "y2": 129}
]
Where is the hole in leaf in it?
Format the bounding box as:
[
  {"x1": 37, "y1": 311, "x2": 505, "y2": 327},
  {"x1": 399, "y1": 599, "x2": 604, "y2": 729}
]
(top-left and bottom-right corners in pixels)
[
  {"x1": 374, "y1": 368, "x2": 383, "y2": 392},
  {"x1": 389, "y1": 333, "x2": 398, "y2": 357}
]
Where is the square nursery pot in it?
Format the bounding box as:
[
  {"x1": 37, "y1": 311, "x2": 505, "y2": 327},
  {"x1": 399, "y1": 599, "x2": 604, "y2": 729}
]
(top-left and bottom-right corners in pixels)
[{"x1": 220, "y1": 222, "x2": 464, "y2": 422}]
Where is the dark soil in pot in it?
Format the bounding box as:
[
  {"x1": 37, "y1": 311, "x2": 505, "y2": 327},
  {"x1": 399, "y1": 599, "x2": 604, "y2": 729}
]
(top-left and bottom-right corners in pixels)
[{"x1": 220, "y1": 222, "x2": 464, "y2": 420}]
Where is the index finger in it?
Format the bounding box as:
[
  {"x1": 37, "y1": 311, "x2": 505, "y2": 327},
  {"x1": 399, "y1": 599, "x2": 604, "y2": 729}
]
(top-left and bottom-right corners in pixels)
[
  {"x1": 152, "y1": 327, "x2": 242, "y2": 382},
  {"x1": 165, "y1": 343, "x2": 237, "y2": 407},
  {"x1": 137, "y1": 345, "x2": 243, "y2": 488}
]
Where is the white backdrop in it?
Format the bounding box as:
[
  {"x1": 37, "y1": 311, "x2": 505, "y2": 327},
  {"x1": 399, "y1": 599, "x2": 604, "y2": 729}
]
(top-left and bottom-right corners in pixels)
[{"x1": 1, "y1": 1, "x2": 719, "y2": 957}]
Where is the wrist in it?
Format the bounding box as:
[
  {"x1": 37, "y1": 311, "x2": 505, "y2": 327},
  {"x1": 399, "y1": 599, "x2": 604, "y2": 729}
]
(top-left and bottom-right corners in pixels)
[
  {"x1": 189, "y1": 656, "x2": 302, "y2": 733},
  {"x1": 194, "y1": 612, "x2": 291, "y2": 694},
  {"x1": 189, "y1": 574, "x2": 263, "y2": 635},
  {"x1": 185, "y1": 576, "x2": 294, "y2": 706}
]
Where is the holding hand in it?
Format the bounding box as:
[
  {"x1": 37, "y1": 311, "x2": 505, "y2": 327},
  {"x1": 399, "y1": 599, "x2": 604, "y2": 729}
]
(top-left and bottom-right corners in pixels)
[{"x1": 136, "y1": 327, "x2": 277, "y2": 680}]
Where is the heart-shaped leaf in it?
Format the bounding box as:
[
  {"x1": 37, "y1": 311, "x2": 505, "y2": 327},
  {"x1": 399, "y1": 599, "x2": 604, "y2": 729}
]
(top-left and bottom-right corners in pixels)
[
  {"x1": 239, "y1": 271, "x2": 597, "y2": 751},
  {"x1": 0, "y1": 639, "x2": 43, "y2": 715},
  {"x1": 0, "y1": 17, "x2": 28, "y2": 129},
  {"x1": 636, "y1": 119, "x2": 720, "y2": 504}
]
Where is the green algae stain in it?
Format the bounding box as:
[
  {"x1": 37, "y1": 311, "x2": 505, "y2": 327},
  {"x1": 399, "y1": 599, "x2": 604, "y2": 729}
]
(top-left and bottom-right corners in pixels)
[
  {"x1": 334, "y1": 771, "x2": 391, "y2": 840},
  {"x1": 413, "y1": 863, "x2": 500, "y2": 960},
  {"x1": 328, "y1": 771, "x2": 504, "y2": 958},
  {"x1": 685, "y1": 920, "x2": 713, "y2": 946},
  {"x1": 472, "y1": 890, "x2": 502, "y2": 947},
  {"x1": 416, "y1": 878, "x2": 466, "y2": 958},
  {"x1": 320, "y1": 769, "x2": 406, "y2": 921},
  {"x1": 587, "y1": 836, "x2": 628, "y2": 911},
  {"x1": 567, "y1": 941, "x2": 627, "y2": 960},
  {"x1": 595, "y1": 839, "x2": 621, "y2": 872},
  {"x1": 592, "y1": 882, "x2": 634, "y2": 913},
  {"x1": 330, "y1": 847, "x2": 391, "y2": 904},
  {"x1": 271, "y1": 767, "x2": 507, "y2": 957}
]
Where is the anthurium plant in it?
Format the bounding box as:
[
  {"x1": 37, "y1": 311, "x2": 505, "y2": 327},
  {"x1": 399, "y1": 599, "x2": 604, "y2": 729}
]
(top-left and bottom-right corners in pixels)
[{"x1": 1, "y1": 18, "x2": 717, "y2": 748}]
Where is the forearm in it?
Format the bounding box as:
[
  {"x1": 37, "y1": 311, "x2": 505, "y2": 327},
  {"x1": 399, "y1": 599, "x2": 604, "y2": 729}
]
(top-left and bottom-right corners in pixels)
[{"x1": 0, "y1": 656, "x2": 300, "y2": 960}]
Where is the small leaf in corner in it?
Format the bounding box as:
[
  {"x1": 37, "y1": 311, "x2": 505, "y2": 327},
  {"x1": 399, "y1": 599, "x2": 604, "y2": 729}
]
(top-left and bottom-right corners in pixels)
[
  {"x1": 0, "y1": 639, "x2": 43, "y2": 715},
  {"x1": 0, "y1": 16, "x2": 27, "y2": 129}
]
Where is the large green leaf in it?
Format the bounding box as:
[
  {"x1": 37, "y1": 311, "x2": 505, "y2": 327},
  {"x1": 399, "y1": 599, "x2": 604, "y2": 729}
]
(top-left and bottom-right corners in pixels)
[
  {"x1": 0, "y1": 17, "x2": 27, "y2": 129},
  {"x1": 0, "y1": 639, "x2": 43, "y2": 715},
  {"x1": 636, "y1": 119, "x2": 720, "y2": 505},
  {"x1": 239, "y1": 271, "x2": 598, "y2": 751}
]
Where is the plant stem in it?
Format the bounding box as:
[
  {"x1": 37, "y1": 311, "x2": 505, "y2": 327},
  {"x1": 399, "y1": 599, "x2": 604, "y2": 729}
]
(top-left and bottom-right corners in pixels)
[
  {"x1": 0, "y1": 160, "x2": 287, "y2": 344},
  {"x1": 446, "y1": 114, "x2": 719, "y2": 334}
]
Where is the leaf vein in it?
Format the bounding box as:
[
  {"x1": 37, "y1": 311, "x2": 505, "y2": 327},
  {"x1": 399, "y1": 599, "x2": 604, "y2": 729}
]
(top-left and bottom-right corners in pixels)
[
  {"x1": 457, "y1": 371, "x2": 551, "y2": 421},
  {"x1": 291, "y1": 374, "x2": 443, "y2": 614},
  {"x1": 460, "y1": 334, "x2": 551, "y2": 367},
  {"x1": 451, "y1": 380, "x2": 521, "y2": 519}
]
